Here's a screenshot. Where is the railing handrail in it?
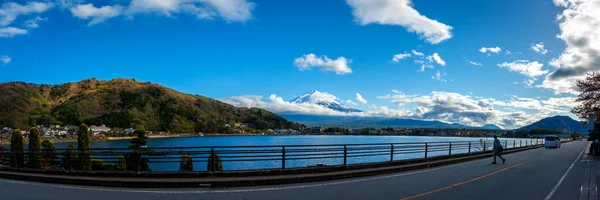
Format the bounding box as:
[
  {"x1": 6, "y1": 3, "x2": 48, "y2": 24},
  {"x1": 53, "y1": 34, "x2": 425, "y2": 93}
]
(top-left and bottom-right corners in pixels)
[{"x1": 9, "y1": 139, "x2": 528, "y2": 151}]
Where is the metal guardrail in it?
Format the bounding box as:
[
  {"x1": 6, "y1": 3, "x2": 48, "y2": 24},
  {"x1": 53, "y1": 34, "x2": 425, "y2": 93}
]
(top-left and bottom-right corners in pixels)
[{"x1": 0, "y1": 139, "x2": 543, "y2": 172}]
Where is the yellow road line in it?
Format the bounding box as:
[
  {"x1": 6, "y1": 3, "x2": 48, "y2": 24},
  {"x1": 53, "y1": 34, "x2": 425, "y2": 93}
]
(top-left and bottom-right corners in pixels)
[{"x1": 400, "y1": 159, "x2": 535, "y2": 200}]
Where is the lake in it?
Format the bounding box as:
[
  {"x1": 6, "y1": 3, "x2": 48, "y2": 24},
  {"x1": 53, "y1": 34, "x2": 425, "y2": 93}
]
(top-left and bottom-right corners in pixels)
[{"x1": 14, "y1": 135, "x2": 540, "y2": 171}]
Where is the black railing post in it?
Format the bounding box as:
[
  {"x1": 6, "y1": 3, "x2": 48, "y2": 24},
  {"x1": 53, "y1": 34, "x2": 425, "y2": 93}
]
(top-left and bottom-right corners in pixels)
[
  {"x1": 483, "y1": 141, "x2": 486, "y2": 152},
  {"x1": 526, "y1": 140, "x2": 528, "y2": 146},
  {"x1": 468, "y1": 142, "x2": 471, "y2": 154},
  {"x1": 343, "y1": 145, "x2": 347, "y2": 165},
  {"x1": 390, "y1": 144, "x2": 394, "y2": 162},
  {"x1": 520, "y1": 140, "x2": 522, "y2": 147},
  {"x1": 210, "y1": 147, "x2": 215, "y2": 172},
  {"x1": 448, "y1": 142, "x2": 452, "y2": 156},
  {"x1": 505, "y1": 141, "x2": 508, "y2": 149},
  {"x1": 513, "y1": 140, "x2": 516, "y2": 149},
  {"x1": 135, "y1": 150, "x2": 140, "y2": 173},
  {"x1": 424, "y1": 143, "x2": 428, "y2": 159},
  {"x1": 282, "y1": 146, "x2": 286, "y2": 169}
]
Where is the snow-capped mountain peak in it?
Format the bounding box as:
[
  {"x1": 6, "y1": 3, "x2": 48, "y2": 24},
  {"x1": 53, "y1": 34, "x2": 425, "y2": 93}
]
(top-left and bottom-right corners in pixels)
[{"x1": 290, "y1": 91, "x2": 362, "y2": 113}]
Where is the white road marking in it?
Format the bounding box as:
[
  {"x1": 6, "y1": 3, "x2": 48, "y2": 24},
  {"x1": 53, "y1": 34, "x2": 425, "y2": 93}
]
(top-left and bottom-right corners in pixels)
[
  {"x1": 0, "y1": 146, "x2": 545, "y2": 194},
  {"x1": 544, "y1": 142, "x2": 588, "y2": 200}
]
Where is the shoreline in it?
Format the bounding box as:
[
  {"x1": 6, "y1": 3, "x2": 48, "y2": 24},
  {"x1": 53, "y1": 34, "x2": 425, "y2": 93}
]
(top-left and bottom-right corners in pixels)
[
  {"x1": 0, "y1": 133, "x2": 263, "y2": 145},
  {"x1": 0, "y1": 134, "x2": 537, "y2": 146}
]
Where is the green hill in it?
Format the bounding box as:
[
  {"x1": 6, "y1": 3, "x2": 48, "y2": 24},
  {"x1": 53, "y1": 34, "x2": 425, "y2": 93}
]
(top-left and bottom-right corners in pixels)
[
  {"x1": 518, "y1": 115, "x2": 586, "y2": 134},
  {"x1": 0, "y1": 78, "x2": 304, "y2": 133}
]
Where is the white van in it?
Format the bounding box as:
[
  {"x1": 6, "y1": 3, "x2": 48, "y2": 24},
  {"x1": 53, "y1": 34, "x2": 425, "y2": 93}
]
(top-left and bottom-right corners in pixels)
[{"x1": 544, "y1": 136, "x2": 561, "y2": 148}]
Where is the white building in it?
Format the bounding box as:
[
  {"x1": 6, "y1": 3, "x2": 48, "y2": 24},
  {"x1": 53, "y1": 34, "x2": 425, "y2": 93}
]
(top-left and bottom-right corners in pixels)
[{"x1": 89, "y1": 125, "x2": 111, "y2": 136}]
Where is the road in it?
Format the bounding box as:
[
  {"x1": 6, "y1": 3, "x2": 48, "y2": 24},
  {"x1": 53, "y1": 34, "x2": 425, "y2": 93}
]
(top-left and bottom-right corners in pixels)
[{"x1": 0, "y1": 141, "x2": 591, "y2": 200}]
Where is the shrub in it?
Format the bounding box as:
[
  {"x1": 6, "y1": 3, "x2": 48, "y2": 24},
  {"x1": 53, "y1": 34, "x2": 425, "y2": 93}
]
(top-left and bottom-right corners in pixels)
[
  {"x1": 61, "y1": 144, "x2": 77, "y2": 170},
  {"x1": 41, "y1": 140, "x2": 57, "y2": 168},
  {"x1": 28, "y1": 127, "x2": 42, "y2": 169},
  {"x1": 207, "y1": 153, "x2": 223, "y2": 171},
  {"x1": 10, "y1": 129, "x2": 24, "y2": 168},
  {"x1": 180, "y1": 154, "x2": 193, "y2": 172}
]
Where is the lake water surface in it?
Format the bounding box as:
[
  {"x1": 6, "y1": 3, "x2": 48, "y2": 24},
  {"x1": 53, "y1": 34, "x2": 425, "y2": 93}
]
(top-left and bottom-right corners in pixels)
[{"x1": 29, "y1": 135, "x2": 541, "y2": 171}]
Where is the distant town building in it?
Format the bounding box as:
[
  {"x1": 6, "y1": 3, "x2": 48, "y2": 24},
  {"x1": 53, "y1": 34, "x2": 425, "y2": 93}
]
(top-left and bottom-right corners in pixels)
[
  {"x1": 89, "y1": 125, "x2": 111, "y2": 136},
  {"x1": 124, "y1": 128, "x2": 135, "y2": 134}
]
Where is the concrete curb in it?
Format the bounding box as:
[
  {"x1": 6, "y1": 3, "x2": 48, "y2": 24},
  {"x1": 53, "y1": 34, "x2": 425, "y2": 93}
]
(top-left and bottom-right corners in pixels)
[{"x1": 0, "y1": 145, "x2": 542, "y2": 188}]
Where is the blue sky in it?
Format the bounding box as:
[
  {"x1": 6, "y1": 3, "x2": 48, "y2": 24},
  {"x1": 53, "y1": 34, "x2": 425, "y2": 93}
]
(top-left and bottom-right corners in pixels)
[{"x1": 1, "y1": 0, "x2": 598, "y2": 129}]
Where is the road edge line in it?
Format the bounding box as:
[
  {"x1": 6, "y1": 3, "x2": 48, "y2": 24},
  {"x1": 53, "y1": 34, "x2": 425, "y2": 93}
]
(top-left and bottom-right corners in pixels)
[{"x1": 543, "y1": 141, "x2": 588, "y2": 200}]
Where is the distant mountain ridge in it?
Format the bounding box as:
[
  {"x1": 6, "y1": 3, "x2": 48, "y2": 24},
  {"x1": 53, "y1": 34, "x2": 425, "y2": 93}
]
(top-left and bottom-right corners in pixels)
[
  {"x1": 518, "y1": 115, "x2": 587, "y2": 134},
  {"x1": 281, "y1": 114, "x2": 502, "y2": 129},
  {"x1": 289, "y1": 90, "x2": 362, "y2": 113}
]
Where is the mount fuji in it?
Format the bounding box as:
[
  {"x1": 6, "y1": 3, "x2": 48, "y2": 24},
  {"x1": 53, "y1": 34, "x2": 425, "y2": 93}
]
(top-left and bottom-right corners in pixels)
[{"x1": 289, "y1": 90, "x2": 362, "y2": 113}]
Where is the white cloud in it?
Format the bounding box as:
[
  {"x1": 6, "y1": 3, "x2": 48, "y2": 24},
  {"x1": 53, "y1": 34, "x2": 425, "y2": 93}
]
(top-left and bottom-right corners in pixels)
[
  {"x1": 392, "y1": 89, "x2": 401, "y2": 93},
  {"x1": 0, "y1": 1, "x2": 52, "y2": 37},
  {"x1": 479, "y1": 47, "x2": 502, "y2": 54},
  {"x1": 0, "y1": 26, "x2": 27, "y2": 37},
  {"x1": 505, "y1": 50, "x2": 512, "y2": 55},
  {"x1": 377, "y1": 94, "x2": 391, "y2": 99},
  {"x1": 399, "y1": 50, "x2": 446, "y2": 72},
  {"x1": 467, "y1": 60, "x2": 483, "y2": 66},
  {"x1": 68, "y1": 0, "x2": 255, "y2": 25},
  {"x1": 531, "y1": 42, "x2": 548, "y2": 54},
  {"x1": 523, "y1": 78, "x2": 536, "y2": 88},
  {"x1": 222, "y1": 90, "x2": 577, "y2": 129},
  {"x1": 391, "y1": 53, "x2": 411, "y2": 62},
  {"x1": 345, "y1": 0, "x2": 452, "y2": 44},
  {"x1": 129, "y1": 0, "x2": 254, "y2": 22},
  {"x1": 411, "y1": 49, "x2": 424, "y2": 57},
  {"x1": 0, "y1": 55, "x2": 10, "y2": 67},
  {"x1": 498, "y1": 60, "x2": 548, "y2": 78},
  {"x1": 346, "y1": 100, "x2": 358, "y2": 106},
  {"x1": 23, "y1": 16, "x2": 46, "y2": 29},
  {"x1": 356, "y1": 93, "x2": 367, "y2": 104},
  {"x1": 294, "y1": 54, "x2": 352, "y2": 75},
  {"x1": 0, "y1": 1, "x2": 53, "y2": 27},
  {"x1": 429, "y1": 53, "x2": 445, "y2": 66},
  {"x1": 70, "y1": 4, "x2": 124, "y2": 26},
  {"x1": 419, "y1": 63, "x2": 434, "y2": 72},
  {"x1": 540, "y1": 0, "x2": 600, "y2": 94},
  {"x1": 431, "y1": 71, "x2": 447, "y2": 82}
]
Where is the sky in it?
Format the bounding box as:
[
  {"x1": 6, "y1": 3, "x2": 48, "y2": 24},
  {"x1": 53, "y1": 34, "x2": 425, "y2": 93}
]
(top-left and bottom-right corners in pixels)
[{"x1": 0, "y1": 0, "x2": 598, "y2": 129}]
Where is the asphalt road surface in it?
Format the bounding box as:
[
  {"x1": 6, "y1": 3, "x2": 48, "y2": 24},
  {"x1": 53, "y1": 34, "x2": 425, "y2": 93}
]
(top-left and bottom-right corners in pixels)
[{"x1": 0, "y1": 141, "x2": 590, "y2": 200}]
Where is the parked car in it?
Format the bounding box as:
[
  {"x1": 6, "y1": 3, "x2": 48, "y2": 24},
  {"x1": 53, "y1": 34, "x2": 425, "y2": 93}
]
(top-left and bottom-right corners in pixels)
[{"x1": 544, "y1": 135, "x2": 561, "y2": 148}]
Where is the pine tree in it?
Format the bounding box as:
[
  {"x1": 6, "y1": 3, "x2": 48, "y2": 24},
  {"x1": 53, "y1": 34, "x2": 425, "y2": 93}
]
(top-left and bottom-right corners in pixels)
[
  {"x1": 10, "y1": 129, "x2": 24, "y2": 168},
  {"x1": 77, "y1": 124, "x2": 91, "y2": 170},
  {"x1": 28, "y1": 127, "x2": 42, "y2": 169}
]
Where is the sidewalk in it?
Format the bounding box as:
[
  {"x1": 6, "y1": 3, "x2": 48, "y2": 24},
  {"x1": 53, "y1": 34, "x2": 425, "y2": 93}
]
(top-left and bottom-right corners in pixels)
[{"x1": 581, "y1": 143, "x2": 599, "y2": 200}]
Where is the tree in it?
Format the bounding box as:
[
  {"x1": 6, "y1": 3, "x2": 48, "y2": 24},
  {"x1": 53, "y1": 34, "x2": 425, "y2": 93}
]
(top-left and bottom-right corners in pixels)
[
  {"x1": 129, "y1": 130, "x2": 148, "y2": 149},
  {"x1": 77, "y1": 124, "x2": 92, "y2": 170},
  {"x1": 573, "y1": 72, "x2": 600, "y2": 120},
  {"x1": 116, "y1": 155, "x2": 126, "y2": 171},
  {"x1": 61, "y1": 144, "x2": 76, "y2": 170},
  {"x1": 126, "y1": 129, "x2": 150, "y2": 172},
  {"x1": 571, "y1": 132, "x2": 582, "y2": 140},
  {"x1": 10, "y1": 129, "x2": 24, "y2": 168},
  {"x1": 572, "y1": 73, "x2": 600, "y2": 143},
  {"x1": 180, "y1": 154, "x2": 194, "y2": 172},
  {"x1": 28, "y1": 127, "x2": 42, "y2": 169},
  {"x1": 41, "y1": 140, "x2": 57, "y2": 168},
  {"x1": 207, "y1": 153, "x2": 223, "y2": 171}
]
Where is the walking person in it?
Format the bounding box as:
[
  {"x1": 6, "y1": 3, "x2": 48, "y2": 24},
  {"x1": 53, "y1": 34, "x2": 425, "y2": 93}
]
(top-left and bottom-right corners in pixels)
[{"x1": 492, "y1": 135, "x2": 506, "y2": 164}]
